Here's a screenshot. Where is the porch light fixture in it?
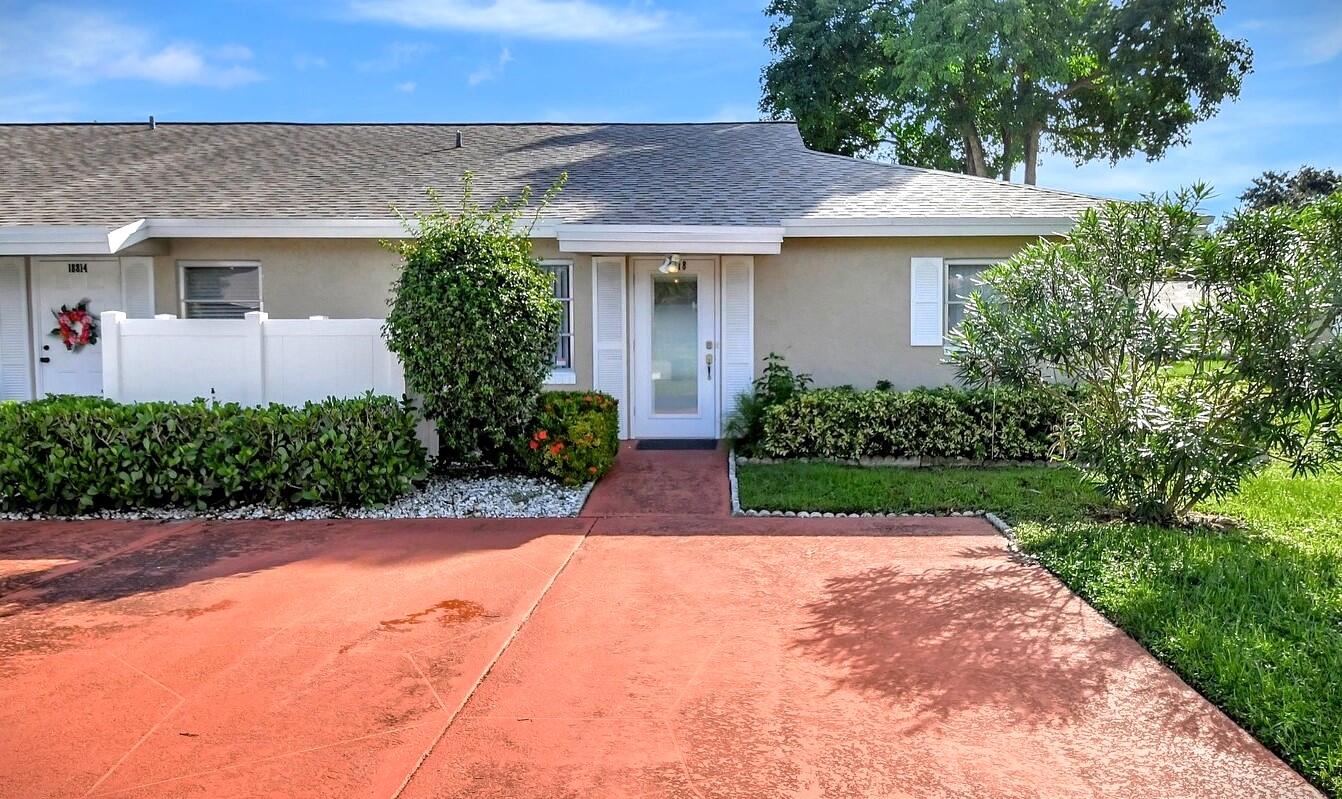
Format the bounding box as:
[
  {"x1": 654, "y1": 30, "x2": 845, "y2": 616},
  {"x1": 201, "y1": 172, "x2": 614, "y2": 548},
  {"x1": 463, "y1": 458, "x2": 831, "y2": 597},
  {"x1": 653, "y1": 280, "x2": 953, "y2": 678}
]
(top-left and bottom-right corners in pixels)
[{"x1": 658, "y1": 253, "x2": 683, "y2": 274}]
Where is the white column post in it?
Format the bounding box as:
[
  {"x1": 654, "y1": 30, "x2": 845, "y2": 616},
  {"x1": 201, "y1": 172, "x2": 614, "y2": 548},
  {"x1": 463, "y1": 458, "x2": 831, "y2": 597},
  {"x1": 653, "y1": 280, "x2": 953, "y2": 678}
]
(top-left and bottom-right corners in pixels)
[
  {"x1": 244, "y1": 311, "x2": 268, "y2": 406},
  {"x1": 100, "y1": 311, "x2": 126, "y2": 402}
]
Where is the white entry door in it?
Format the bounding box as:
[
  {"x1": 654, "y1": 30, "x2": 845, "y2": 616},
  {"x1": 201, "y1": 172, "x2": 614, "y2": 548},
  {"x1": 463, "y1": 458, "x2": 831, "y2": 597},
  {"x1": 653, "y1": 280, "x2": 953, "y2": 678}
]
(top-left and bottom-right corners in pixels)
[
  {"x1": 631, "y1": 256, "x2": 718, "y2": 439},
  {"x1": 32, "y1": 258, "x2": 122, "y2": 396}
]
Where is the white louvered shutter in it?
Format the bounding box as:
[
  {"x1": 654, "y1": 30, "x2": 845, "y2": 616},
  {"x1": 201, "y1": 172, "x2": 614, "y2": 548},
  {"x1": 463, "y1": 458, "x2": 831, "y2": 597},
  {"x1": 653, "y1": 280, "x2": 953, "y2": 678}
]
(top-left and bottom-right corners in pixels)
[
  {"x1": 0, "y1": 257, "x2": 33, "y2": 400},
  {"x1": 119, "y1": 257, "x2": 155, "y2": 318},
  {"x1": 720, "y1": 255, "x2": 755, "y2": 433},
  {"x1": 909, "y1": 256, "x2": 945, "y2": 346},
  {"x1": 591, "y1": 256, "x2": 629, "y2": 438}
]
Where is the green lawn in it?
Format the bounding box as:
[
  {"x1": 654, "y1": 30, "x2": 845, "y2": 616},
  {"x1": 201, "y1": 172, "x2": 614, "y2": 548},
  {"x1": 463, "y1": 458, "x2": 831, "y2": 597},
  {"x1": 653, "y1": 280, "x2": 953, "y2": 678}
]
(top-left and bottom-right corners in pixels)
[{"x1": 737, "y1": 460, "x2": 1342, "y2": 796}]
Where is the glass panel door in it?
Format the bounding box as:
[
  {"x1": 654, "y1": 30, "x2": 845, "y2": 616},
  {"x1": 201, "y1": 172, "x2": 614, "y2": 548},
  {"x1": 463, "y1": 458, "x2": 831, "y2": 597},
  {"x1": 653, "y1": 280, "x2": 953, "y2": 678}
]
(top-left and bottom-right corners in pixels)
[{"x1": 651, "y1": 273, "x2": 699, "y2": 415}]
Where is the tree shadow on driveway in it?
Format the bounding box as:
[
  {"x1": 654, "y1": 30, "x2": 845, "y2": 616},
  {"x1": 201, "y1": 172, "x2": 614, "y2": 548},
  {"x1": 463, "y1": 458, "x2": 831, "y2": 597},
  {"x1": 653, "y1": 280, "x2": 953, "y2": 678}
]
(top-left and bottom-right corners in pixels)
[{"x1": 791, "y1": 544, "x2": 1209, "y2": 735}]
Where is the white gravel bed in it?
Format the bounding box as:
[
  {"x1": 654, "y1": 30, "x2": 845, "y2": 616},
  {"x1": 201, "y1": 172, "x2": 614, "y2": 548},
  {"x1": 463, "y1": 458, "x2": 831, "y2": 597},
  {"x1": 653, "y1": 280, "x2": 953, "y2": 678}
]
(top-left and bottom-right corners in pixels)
[{"x1": 0, "y1": 473, "x2": 593, "y2": 522}]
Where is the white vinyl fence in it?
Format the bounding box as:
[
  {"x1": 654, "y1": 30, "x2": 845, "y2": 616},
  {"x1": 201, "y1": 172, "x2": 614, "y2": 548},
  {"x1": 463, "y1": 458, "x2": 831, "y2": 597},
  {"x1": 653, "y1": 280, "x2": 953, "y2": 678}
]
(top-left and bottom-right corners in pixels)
[{"x1": 100, "y1": 311, "x2": 405, "y2": 406}]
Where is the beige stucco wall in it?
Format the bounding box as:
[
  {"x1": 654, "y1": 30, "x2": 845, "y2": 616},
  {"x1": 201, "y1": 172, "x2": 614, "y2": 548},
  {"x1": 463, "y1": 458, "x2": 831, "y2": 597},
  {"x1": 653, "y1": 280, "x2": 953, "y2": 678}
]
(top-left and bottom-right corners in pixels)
[
  {"x1": 755, "y1": 236, "x2": 1039, "y2": 389},
  {"x1": 149, "y1": 237, "x2": 593, "y2": 391},
  {"x1": 144, "y1": 234, "x2": 1040, "y2": 396}
]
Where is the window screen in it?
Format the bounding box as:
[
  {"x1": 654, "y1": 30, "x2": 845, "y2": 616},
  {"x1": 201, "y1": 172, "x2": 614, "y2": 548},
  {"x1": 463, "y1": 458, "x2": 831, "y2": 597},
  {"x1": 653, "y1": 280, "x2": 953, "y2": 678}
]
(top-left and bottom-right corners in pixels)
[{"x1": 180, "y1": 263, "x2": 262, "y2": 319}]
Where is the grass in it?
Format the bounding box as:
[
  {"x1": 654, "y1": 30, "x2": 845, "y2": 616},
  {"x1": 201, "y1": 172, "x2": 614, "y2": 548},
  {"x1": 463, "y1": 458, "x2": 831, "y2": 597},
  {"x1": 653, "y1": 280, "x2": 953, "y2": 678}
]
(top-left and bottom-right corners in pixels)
[{"x1": 737, "y1": 460, "x2": 1342, "y2": 796}]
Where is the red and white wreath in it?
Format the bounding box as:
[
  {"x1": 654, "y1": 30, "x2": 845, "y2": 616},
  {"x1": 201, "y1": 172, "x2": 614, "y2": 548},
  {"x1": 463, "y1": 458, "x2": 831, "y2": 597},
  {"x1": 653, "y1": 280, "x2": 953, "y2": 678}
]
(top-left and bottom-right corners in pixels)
[{"x1": 50, "y1": 299, "x2": 99, "y2": 351}]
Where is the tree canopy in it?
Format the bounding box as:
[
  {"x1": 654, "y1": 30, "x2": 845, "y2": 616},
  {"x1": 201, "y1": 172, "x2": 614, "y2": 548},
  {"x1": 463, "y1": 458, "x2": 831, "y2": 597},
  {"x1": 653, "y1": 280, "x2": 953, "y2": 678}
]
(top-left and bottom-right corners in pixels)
[
  {"x1": 1241, "y1": 166, "x2": 1342, "y2": 210},
  {"x1": 761, "y1": 0, "x2": 1253, "y2": 184}
]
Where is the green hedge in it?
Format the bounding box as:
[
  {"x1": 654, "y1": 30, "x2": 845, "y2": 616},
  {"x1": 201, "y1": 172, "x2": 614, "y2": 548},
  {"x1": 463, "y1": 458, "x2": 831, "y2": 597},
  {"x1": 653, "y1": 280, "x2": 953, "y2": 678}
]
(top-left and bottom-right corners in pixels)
[
  {"x1": 514, "y1": 391, "x2": 619, "y2": 485},
  {"x1": 0, "y1": 395, "x2": 427, "y2": 514},
  {"x1": 759, "y1": 386, "x2": 1068, "y2": 461}
]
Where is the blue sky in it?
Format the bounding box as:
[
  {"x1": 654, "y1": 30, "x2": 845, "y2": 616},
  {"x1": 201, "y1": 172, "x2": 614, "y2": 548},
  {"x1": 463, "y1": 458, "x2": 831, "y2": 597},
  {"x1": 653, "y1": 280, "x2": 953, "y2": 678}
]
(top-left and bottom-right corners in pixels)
[{"x1": 2, "y1": 0, "x2": 1339, "y2": 218}]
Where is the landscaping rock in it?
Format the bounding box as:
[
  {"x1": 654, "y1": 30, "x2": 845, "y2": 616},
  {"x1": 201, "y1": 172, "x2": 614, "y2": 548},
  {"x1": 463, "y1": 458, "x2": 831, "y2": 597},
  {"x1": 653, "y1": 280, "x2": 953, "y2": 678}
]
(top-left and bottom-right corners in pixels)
[{"x1": 0, "y1": 473, "x2": 591, "y2": 521}]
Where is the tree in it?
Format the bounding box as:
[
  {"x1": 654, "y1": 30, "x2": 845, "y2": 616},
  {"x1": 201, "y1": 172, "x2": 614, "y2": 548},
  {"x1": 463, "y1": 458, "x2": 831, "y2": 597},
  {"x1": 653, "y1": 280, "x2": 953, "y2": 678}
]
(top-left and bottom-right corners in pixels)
[
  {"x1": 1241, "y1": 166, "x2": 1342, "y2": 210},
  {"x1": 384, "y1": 173, "x2": 566, "y2": 462},
  {"x1": 949, "y1": 187, "x2": 1342, "y2": 523},
  {"x1": 762, "y1": 0, "x2": 1252, "y2": 184}
]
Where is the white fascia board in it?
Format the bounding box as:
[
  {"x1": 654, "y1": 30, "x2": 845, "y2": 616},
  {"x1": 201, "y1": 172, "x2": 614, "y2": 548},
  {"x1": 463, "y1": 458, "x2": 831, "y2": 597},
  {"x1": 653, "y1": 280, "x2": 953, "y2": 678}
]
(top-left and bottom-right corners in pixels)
[
  {"x1": 143, "y1": 217, "x2": 409, "y2": 239},
  {"x1": 0, "y1": 225, "x2": 124, "y2": 255},
  {"x1": 556, "y1": 224, "x2": 785, "y2": 255},
  {"x1": 782, "y1": 216, "x2": 1078, "y2": 237}
]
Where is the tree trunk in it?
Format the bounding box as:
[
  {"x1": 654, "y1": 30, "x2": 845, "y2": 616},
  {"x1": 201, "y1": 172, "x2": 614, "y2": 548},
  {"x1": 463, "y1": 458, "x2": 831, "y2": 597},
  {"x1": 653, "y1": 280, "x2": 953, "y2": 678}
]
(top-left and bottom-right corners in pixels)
[
  {"x1": 1000, "y1": 129, "x2": 1013, "y2": 182},
  {"x1": 962, "y1": 125, "x2": 989, "y2": 177},
  {"x1": 1023, "y1": 126, "x2": 1041, "y2": 185}
]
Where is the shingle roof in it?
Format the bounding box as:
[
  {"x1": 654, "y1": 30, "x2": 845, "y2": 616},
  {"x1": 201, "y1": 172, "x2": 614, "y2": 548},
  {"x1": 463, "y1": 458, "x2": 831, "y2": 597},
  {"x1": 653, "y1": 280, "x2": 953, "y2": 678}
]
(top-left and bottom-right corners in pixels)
[{"x1": 0, "y1": 121, "x2": 1106, "y2": 228}]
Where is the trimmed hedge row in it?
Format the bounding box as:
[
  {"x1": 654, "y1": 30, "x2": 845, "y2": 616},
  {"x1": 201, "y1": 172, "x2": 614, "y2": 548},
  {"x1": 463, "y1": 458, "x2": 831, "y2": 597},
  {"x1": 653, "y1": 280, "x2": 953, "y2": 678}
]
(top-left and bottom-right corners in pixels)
[
  {"x1": 514, "y1": 391, "x2": 620, "y2": 485},
  {"x1": 759, "y1": 386, "x2": 1068, "y2": 461},
  {"x1": 0, "y1": 395, "x2": 427, "y2": 514}
]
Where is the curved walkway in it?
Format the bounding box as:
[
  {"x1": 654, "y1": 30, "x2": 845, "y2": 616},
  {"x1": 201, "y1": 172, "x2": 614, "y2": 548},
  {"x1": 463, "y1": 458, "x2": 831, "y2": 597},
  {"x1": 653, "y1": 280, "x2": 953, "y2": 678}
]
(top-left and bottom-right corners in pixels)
[{"x1": 0, "y1": 448, "x2": 1318, "y2": 798}]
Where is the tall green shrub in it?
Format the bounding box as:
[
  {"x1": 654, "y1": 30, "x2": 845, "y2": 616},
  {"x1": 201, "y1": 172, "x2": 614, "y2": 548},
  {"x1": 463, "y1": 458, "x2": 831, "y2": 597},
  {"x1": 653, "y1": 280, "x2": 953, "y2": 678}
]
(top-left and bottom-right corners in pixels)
[{"x1": 383, "y1": 173, "x2": 566, "y2": 462}]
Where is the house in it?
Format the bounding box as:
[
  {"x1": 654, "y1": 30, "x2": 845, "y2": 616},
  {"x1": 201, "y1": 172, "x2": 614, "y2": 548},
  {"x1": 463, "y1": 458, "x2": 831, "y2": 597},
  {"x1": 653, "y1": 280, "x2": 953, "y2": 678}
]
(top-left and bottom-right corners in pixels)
[{"x1": 0, "y1": 121, "x2": 1103, "y2": 438}]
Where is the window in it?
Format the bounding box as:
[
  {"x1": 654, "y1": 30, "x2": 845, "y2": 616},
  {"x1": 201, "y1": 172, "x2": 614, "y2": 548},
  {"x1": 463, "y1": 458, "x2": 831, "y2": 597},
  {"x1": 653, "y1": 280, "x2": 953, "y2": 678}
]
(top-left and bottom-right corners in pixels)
[
  {"x1": 945, "y1": 261, "x2": 995, "y2": 334},
  {"x1": 541, "y1": 261, "x2": 573, "y2": 370},
  {"x1": 179, "y1": 262, "x2": 262, "y2": 319}
]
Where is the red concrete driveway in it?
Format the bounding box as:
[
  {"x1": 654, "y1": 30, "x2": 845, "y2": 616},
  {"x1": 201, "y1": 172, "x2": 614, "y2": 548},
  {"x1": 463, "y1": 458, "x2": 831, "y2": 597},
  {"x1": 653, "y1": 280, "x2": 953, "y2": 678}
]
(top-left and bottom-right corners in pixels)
[{"x1": 0, "y1": 515, "x2": 1318, "y2": 798}]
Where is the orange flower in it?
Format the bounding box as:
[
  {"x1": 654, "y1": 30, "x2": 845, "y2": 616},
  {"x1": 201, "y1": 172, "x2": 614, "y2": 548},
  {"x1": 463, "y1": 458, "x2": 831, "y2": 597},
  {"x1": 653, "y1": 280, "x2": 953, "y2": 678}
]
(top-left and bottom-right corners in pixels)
[
  {"x1": 588, "y1": 466, "x2": 598, "y2": 474},
  {"x1": 536, "y1": 430, "x2": 549, "y2": 441},
  {"x1": 549, "y1": 442, "x2": 564, "y2": 455},
  {"x1": 529, "y1": 439, "x2": 540, "y2": 450}
]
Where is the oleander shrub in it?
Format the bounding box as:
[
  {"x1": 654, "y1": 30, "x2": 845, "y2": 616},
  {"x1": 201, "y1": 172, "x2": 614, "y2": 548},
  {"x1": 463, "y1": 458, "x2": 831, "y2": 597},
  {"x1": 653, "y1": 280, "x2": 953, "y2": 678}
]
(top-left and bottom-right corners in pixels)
[
  {"x1": 758, "y1": 386, "x2": 1068, "y2": 461},
  {"x1": 0, "y1": 394, "x2": 427, "y2": 514},
  {"x1": 513, "y1": 391, "x2": 620, "y2": 485},
  {"x1": 951, "y1": 186, "x2": 1342, "y2": 522}
]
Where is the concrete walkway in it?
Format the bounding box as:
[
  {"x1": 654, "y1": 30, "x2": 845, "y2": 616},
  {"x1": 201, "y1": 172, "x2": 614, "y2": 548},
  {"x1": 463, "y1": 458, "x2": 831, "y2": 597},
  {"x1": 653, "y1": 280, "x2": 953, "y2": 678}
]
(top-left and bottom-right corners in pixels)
[
  {"x1": 582, "y1": 441, "x2": 732, "y2": 516},
  {"x1": 0, "y1": 448, "x2": 1320, "y2": 798}
]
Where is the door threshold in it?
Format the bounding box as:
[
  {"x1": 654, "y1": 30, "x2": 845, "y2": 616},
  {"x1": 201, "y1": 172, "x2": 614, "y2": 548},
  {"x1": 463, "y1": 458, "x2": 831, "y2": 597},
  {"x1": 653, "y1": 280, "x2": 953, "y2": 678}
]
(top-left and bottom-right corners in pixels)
[{"x1": 634, "y1": 439, "x2": 720, "y2": 451}]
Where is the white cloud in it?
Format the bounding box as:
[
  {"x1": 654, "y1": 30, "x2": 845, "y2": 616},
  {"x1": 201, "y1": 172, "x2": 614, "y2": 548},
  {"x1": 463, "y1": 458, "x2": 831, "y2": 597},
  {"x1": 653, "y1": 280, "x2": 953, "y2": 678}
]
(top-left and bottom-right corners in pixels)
[
  {"x1": 395, "y1": 81, "x2": 417, "y2": 92},
  {"x1": 0, "y1": 6, "x2": 261, "y2": 88},
  {"x1": 357, "y1": 41, "x2": 433, "y2": 72},
  {"x1": 0, "y1": 92, "x2": 81, "y2": 122},
  {"x1": 699, "y1": 103, "x2": 759, "y2": 123},
  {"x1": 1037, "y1": 95, "x2": 1342, "y2": 218},
  {"x1": 467, "y1": 47, "x2": 513, "y2": 86},
  {"x1": 348, "y1": 0, "x2": 666, "y2": 40},
  {"x1": 293, "y1": 54, "x2": 328, "y2": 70},
  {"x1": 1303, "y1": 17, "x2": 1342, "y2": 65}
]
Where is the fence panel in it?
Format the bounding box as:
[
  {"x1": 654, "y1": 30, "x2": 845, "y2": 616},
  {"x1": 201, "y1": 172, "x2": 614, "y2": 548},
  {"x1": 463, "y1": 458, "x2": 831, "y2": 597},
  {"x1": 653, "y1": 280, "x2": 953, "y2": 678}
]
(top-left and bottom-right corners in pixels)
[{"x1": 101, "y1": 311, "x2": 405, "y2": 406}]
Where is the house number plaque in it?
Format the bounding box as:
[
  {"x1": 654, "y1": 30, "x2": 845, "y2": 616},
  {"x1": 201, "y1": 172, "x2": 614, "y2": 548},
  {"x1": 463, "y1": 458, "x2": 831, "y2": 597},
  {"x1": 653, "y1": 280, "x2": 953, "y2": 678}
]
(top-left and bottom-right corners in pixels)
[{"x1": 67, "y1": 262, "x2": 89, "y2": 273}]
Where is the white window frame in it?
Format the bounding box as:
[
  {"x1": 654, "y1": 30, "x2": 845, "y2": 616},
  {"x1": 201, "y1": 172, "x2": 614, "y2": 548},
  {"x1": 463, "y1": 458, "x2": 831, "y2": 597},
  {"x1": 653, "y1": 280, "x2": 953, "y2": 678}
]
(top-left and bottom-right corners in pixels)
[
  {"x1": 944, "y1": 259, "x2": 1002, "y2": 343},
  {"x1": 178, "y1": 260, "x2": 264, "y2": 319},
  {"x1": 540, "y1": 259, "x2": 576, "y2": 384}
]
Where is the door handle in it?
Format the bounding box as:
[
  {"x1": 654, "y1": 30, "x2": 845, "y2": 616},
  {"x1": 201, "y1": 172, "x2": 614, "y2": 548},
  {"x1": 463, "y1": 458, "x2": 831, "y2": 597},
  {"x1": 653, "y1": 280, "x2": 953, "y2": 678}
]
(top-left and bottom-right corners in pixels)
[{"x1": 705, "y1": 352, "x2": 713, "y2": 380}]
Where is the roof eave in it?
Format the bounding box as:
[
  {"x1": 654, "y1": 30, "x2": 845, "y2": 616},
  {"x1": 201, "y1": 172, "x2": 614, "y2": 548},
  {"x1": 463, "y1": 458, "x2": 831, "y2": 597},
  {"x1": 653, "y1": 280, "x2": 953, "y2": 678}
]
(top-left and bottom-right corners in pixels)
[{"x1": 781, "y1": 216, "x2": 1078, "y2": 237}]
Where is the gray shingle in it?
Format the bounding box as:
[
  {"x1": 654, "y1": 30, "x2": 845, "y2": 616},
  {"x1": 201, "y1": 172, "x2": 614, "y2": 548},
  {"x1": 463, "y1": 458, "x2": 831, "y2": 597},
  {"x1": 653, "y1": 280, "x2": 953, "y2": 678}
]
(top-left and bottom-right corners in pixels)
[{"x1": 0, "y1": 121, "x2": 1105, "y2": 227}]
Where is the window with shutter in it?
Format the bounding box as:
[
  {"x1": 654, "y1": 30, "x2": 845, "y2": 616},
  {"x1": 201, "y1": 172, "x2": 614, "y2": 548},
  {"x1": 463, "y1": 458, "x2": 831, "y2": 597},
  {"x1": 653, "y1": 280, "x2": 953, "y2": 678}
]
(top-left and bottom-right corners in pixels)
[
  {"x1": 179, "y1": 262, "x2": 262, "y2": 319},
  {"x1": 909, "y1": 256, "x2": 945, "y2": 346}
]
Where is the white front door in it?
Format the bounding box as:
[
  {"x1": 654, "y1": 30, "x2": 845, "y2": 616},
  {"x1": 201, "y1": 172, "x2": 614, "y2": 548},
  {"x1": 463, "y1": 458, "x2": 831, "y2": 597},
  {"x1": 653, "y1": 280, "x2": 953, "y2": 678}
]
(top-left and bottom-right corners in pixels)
[
  {"x1": 32, "y1": 258, "x2": 122, "y2": 397},
  {"x1": 631, "y1": 256, "x2": 718, "y2": 439}
]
